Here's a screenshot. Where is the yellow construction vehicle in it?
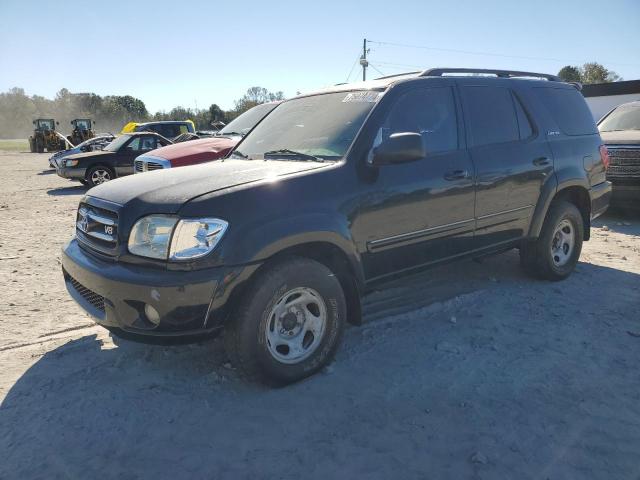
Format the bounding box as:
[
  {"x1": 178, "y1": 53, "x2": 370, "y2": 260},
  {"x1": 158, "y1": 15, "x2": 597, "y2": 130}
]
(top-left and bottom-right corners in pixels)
[
  {"x1": 67, "y1": 119, "x2": 95, "y2": 146},
  {"x1": 28, "y1": 119, "x2": 67, "y2": 153}
]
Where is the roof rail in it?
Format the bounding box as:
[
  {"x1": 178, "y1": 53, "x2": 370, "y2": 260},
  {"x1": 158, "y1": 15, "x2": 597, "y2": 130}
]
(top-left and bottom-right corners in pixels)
[
  {"x1": 373, "y1": 71, "x2": 421, "y2": 80},
  {"x1": 420, "y1": 68, "x2": 561, "y2": 82}
]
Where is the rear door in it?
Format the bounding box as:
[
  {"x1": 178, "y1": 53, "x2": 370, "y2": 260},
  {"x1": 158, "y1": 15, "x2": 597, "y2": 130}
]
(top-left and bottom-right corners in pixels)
[{"x1": 459, "y1": 80, "x2": 553, "y2": 249}]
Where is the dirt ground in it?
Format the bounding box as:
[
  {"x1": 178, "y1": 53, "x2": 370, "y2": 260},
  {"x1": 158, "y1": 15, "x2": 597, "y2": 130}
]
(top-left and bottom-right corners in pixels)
[{"x1": 1, "y1": 151, "x2": 639, "y2": 479}]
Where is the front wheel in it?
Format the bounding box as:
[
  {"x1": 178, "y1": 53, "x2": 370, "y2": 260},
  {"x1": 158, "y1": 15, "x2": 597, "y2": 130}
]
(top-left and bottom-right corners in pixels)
[
  {"x1": 224, "y1": 257, "x2": 346, "y2": 385},
  {"x1": 86, "y1": 165, "x2": 114, "y2": 187},
  {"x1": 520, "y1": 201, "x2": 584, "y2": 281}
]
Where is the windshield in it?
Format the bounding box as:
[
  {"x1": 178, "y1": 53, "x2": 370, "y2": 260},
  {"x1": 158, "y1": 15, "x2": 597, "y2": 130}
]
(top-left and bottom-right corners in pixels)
[
  {"x1": 218, "y1": 103, "x2": 278, "y2": 136},
  {"x1": 104, "y1": 135, "x2": 131, "y2": 152},
  {"x1": 74, "y1": 120, "x2": 91, "y2": 130},
  {"x1": 36, "y1": 120, "x2": 54, "y2": 130},
  {"x1": 232, "y1": 91, "x2": 380, "y2": 160},
  {"x1": 599, "y1": 105, "x2": 640, "y2": 131}
]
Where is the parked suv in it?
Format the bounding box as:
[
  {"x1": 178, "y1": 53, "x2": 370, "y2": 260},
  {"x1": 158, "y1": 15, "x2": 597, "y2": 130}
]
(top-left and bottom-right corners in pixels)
[
  {"x1": 598, "y1": 101, "x2": 640, "y2": 209},
  {"x1": 62, "y1": 68, "x2": 611, "y2": 385}
]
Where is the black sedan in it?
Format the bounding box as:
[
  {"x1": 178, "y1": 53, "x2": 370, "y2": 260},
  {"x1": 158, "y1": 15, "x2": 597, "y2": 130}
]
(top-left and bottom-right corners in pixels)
[{"x1": 56, "y1": 132, "x2": 172, "y2": 187}]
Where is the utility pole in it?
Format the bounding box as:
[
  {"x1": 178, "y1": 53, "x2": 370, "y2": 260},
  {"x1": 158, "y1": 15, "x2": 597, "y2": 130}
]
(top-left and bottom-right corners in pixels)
[{"x1": 360, "y1": 38, "x2": 369, "y2": 81}]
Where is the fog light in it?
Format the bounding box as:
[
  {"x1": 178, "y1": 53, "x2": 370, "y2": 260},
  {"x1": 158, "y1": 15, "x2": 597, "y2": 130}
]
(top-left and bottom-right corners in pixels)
[{"x1": 144, "y1": 304, "x2": 161, "y2": 326}]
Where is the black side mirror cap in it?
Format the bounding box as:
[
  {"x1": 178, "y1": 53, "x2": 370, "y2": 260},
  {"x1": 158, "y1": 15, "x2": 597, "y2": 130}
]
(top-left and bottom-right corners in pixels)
[{"x1": 371, "y1": 132, "x2": 425, "y2": 166}]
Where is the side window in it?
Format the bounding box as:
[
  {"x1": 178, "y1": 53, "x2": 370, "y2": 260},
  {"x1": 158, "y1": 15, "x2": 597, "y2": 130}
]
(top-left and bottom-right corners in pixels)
[
  {"x1": 126, "y1": 137, "x2": 141, "y2": 151},
  {"x1": 376, "y1": 87, "x2": 458, "y2": 154},
  {"x1": 462, "y1": 86, "x2": 519, "y2": 146},
  {"x1": 140, "y1": 136, "x2": 157, "y2": 151},
  {"x1": 179, "y1": 124, "x2": 189, "y2": 134},
  {"x1": 512, "y1": 93, "x2": 533, "y2": 140},
  {"x1": 532, "y1": 87, "x2": 598, "y2": 136}
]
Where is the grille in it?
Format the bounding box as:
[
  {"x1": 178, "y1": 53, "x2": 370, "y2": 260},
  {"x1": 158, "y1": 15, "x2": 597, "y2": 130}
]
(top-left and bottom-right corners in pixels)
[
  {"x1": 66, "y1": 272, "x2": 105, "y2": 312},
  {"x1": 608, "y1": 148, "x2": 640, "y2": 165},
  {"x1": 607, "y1": 164, "x2": 640, "y2": 177},
  {"x1": 76, "y1": 203, "x2": 119, "y2": 255},
  {"x1": 134, "y1": 159, "x2": 166, "y2": 173},
  {"x1": 146, "y1": 162, "x2": 164, "y2": 170}
]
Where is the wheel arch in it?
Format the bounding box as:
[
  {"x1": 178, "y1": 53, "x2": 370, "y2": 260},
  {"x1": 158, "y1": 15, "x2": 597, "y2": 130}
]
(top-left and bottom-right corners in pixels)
[
  {"x1": 529, "y1": 179, "x2": 592, "y2": 241},
  {"x1": 85, "y1": 163, "x2": 116, "y2": 180}
]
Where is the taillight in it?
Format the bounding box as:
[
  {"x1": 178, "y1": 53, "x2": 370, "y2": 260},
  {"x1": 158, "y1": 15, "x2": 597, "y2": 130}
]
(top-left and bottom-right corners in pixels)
[{"x1": 599, "y1": 145, "x2": 610, "y2": 170}]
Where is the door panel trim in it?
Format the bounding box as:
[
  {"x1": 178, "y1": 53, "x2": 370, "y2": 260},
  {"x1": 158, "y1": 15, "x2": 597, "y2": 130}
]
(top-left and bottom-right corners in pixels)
[{"x1": 367, "y1": 218, "x2": 475, "y2": 253}]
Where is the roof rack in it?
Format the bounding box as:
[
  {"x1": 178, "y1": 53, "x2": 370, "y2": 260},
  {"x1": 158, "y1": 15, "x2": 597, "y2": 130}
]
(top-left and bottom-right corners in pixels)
[
  {"x1": 420, "y1": 68, "x2": 561, "y2": 82},
  {"x1": 373, "y1": 71, "x2": 421, "y2": 81}
]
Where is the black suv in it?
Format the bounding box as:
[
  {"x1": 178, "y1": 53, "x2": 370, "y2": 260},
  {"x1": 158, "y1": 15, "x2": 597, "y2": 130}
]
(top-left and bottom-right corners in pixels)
[
  {"x1": 598, "y1": 101, "x2": 640, "y2": 209},
  {"x1": 62, "y1": 68, "x2": 611, "y2": 385}
]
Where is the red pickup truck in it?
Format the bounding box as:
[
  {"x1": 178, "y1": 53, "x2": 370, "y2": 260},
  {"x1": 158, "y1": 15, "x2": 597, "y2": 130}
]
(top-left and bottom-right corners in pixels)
[{"x1": 133, "y1": 102, "x2": 279, "y2": 173}]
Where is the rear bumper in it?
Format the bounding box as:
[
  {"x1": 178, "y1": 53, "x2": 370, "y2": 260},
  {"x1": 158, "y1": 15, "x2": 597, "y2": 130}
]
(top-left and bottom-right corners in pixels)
[{"x1": 590, "y1": 181, "x2": 612, "y2": 219}]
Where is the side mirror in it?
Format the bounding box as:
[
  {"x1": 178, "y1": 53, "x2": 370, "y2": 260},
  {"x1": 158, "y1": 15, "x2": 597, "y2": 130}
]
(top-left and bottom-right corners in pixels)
[{"x1": 371, "y1": 132, "x2": 425, "y2": 166}]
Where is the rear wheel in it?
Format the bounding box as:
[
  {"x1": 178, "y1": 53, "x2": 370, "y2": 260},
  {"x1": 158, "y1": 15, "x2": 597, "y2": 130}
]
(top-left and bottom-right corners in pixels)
[
  {"x1": 520, "y1": 201, "x2": 584, "y2": 280},
  {"x1": 86, "y1": 166, "x2": 114, "y2": 187},
  {"x1": 224, "y1": 257, "x2": 346, "y2": 385}
]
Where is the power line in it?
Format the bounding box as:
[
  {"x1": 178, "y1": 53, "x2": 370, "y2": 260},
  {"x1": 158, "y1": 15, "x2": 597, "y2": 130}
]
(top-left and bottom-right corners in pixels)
[
  {"x1": 368, "y1": 63, "x2": 386, "y2": 77},
  {"x1": 367, "y1": 39, "x2": 640, "y2": 68},
  {"x1": 345, "y1": 52, "x2": 361, "y2": 83}
]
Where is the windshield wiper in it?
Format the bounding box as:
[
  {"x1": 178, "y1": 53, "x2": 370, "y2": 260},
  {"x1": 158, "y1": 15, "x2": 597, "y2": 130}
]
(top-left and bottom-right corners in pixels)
[
  {"x1": 230, "y1": 150, "x2": 249, "y2": 159},
  {"x1": 263, "y1": 149, "x2": 326, "y2": 162},
  {"x1": 217, "y1": 131, "x2": 244, "y2": 137}
]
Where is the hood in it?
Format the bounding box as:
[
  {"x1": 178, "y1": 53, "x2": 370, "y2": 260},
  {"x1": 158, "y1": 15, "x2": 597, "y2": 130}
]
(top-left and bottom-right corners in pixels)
[
  {"x1": 599, "y1": 130, "x2": 640, "y2": 146},
  {"x1": 65, "y1": 150, "x2": 115, "y2": 161},
  {"x1": 88, "y1": 159, "x2": 329, "y2": 213},
  {"x1": 149, "y1": 137, "x2": 238, "y2": 167}
]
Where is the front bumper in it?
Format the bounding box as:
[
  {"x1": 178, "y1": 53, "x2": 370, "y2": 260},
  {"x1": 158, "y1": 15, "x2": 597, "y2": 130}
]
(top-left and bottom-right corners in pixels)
[
  {"x1": 57, "y1": 165, "x2": 86, "y2": 181},
  {"x1": 610, "y1": 182, "x2": 640, "y2": 209},
  {"x1": 61, "y1": 238, "x2": 260, "y2": 337},
  {"x1": 590, "y1": 181, "x2": 612, "y2": 219}
]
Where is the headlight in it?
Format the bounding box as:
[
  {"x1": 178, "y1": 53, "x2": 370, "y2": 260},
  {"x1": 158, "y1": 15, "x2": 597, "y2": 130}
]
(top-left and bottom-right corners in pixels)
[
  {"x1": 65, "y1": 159, "x2": 79, "y2": 167},
  {"x1": 128, "y1": 216, "x2": 228, "y2": 261},
  {"x1": 169, "y1": 218, "x2": 228, "y2": 260},
  {"x1": 128, "y1": 215, "x2": 178, "y2": 259}
]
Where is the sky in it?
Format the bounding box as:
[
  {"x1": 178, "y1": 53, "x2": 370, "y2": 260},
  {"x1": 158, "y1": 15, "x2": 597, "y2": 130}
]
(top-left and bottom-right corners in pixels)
[{"x1": 0, "y1": 0, "x2": 639, "y2": 113}]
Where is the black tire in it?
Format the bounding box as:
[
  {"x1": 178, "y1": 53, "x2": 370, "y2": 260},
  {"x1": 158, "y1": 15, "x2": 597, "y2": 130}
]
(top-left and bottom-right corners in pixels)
[
  {"x1": 224, "y1": 257, "x2": 346, "y2": 386},
  {"x1": 520, "y1": 200, "x2": 584, "y2": 281},
  {"x1": 86, "y1": 165, "x2": 114, "y2": 187},
  {"x1": 29, "y1": 138, "x2": 36, "y2": 153}
]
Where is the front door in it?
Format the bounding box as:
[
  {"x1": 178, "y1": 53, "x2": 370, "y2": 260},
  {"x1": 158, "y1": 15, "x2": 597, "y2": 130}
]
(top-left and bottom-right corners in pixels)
[{"x1": 354, "y1": 83, "x2": 476, "y2": 281}]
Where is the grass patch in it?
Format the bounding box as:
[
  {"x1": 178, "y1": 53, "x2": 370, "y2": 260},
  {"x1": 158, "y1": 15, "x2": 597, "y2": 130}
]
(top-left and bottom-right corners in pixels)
[{"x1": 0, "y1": 139, "x2": 29, "y2": 151}]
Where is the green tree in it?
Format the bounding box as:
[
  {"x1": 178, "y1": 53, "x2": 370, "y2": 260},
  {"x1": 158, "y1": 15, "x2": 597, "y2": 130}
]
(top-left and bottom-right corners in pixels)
[
  {"x1": 558, "y1": 65, "x2": 582, "y2": 82},
  {"x1": 231, "y1": 87, "x2": 285, "y2": 119},
  {"x1": 580, "y1": 62, "x2": 621, "y2": 84}
]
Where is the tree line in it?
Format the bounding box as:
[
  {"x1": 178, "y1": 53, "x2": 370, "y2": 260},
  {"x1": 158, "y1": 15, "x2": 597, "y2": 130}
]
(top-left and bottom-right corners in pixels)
[
  {"x1": 557, "y1": 62, "x2": 622, "y2": 84},
  {"x1": 0, "y1": 86, "x2": 285, "y2": 139}
]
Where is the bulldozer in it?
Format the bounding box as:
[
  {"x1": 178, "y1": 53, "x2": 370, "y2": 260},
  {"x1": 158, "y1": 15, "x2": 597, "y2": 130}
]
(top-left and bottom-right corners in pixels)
[
  {"x1": 28, "y1": 119, "x2": 67, "y2": 153},
  {"x1": 67, "y1": 118, "x2": 95, "y2": 146}
]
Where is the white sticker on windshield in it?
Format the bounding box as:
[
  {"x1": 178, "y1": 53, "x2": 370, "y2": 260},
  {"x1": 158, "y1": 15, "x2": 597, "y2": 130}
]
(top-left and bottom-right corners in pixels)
[{"x1": 342, "y1": 91, "x2": 380, "y2": 103}]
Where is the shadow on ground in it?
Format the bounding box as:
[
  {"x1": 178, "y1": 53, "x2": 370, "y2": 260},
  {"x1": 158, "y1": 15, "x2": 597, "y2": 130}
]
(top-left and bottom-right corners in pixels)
[
  {"x1": 46, "y1": 185, "x2": 87, "y2": 196},
  {"x1": 2, "y1": 255, "x2": 640, "y2": 479}
]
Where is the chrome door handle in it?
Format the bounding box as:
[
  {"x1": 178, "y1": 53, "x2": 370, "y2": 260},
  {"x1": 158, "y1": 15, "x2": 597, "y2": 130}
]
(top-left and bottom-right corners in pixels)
[{"x1": 533, "y1": 157, "x2": 551, "y2": 166}]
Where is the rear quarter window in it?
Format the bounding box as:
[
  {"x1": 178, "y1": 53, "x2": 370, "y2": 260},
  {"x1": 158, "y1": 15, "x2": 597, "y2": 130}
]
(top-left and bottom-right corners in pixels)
[{"x1": 532, "y1": 87, "x2": 597, "y2": 136}]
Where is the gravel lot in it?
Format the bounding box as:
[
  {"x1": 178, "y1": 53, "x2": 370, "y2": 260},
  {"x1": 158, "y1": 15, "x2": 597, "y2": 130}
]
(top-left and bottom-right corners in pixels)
[{"x1": 1, "y1": 151, "x2": 639, "y2": 479}]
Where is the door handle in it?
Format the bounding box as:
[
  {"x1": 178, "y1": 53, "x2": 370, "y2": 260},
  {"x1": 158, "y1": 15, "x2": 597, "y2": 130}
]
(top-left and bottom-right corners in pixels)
[
  {"x1": 444, "y1": 169, "x2": 469, "y2": 181},
  {"x1": 533, "y1": 157, "x2": 551, "y2": 166}
]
